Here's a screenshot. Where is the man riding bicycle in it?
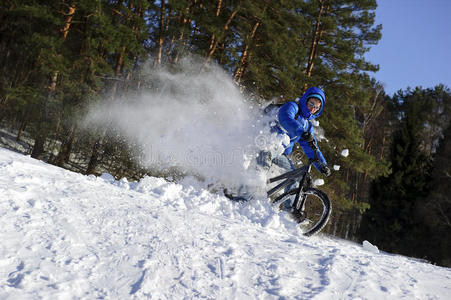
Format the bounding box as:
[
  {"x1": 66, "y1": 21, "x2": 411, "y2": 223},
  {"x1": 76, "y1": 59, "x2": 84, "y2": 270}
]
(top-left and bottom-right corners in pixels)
[
  {"x1": 271, "y1": 86, "x2": 331, "y2": 211},
  {"x1": 227, "y1": 87, "x2": 331, "y2": 208}
]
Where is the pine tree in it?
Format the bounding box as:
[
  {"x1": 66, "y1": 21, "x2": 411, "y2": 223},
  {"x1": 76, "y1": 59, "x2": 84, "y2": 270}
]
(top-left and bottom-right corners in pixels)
[
  {"x1": 359, "y1": 93, "x2": 431, "y2": 256},
  {"x1": 0, "y1": 1, "x2": 70, "y2": 158},
  {"x1": 235, "y1": 0, "x2": 307, "y2": 98},
  {"x1": 85, "y1": 0, "x2": 149, "y2": 174},
  {"x1": 418, "y1": 114, "x2": 451, "y2": 266}
]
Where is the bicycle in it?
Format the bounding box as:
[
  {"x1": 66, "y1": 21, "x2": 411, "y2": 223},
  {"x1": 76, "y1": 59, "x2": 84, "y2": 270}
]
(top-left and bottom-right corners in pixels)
[{"x1": 267, "y1": 146, "x2": 331, "y2": 237}]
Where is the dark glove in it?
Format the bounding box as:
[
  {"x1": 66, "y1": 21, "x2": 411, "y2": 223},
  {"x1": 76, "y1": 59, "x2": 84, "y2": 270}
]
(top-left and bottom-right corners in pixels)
[
  {"x1": 301, "y1": 131, "x2": 314, "y2": 143},
  {"x1": 321, "y1": 165, "x2": 331, "y2": 177}
]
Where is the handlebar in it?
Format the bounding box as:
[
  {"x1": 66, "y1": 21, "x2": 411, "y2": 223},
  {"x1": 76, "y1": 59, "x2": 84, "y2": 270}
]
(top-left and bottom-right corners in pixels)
[
  {"x1": 300, "y1": 138, "x2": 330, "y2": 177},
  {"x1": 306, "y1": 141, "x2": 328, "y2": 173}
]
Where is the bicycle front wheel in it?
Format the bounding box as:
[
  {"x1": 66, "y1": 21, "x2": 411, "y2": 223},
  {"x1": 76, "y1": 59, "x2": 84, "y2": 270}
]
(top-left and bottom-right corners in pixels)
[{"x1": 274, "y1": 188, "x2": 331, "y2": 236}]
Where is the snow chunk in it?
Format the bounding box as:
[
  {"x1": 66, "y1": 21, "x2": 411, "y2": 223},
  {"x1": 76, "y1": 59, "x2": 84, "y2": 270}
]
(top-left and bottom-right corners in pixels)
[
  {"x1": 333, "y1": 165, "x2": 340, "y2": 171},
  {"x1": 313, "y1": 179, "x2": 324, "y2": 186},
  {"x1": 362, "y1": 240, "x2": 380, "y2": 254},
  {"x1": 134, "y1": 176, "x2": 169, "y2": 193},
  {"x1": 341, "y1": 149, "x2": 349, "y2": 157},
  {"x1": 117, "y1": 177, "x2": 130, "y2": 190},
  {"x1": 311, "y1": 120, "x2": 319, "y2": 127},
  {"x1": 100, "y1": 173, "x2": 115, "y2": 183}
]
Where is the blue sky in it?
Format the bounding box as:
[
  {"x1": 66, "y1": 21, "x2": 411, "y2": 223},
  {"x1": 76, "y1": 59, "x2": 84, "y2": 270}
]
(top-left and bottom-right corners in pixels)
[{"x1": 365, "y1": 0, "x2": 451, "y2": 96}]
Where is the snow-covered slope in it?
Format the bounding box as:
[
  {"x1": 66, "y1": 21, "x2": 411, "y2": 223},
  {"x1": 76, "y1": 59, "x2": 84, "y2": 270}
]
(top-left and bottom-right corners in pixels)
[{"x1": 1, "y1": 148, "x2": 450, "y2": 299}]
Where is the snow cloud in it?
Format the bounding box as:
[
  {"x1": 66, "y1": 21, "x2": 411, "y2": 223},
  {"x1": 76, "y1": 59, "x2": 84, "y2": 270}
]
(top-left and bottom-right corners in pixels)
[{"x1": 83, "y1": 58, "x2": 274, "y2": 189}]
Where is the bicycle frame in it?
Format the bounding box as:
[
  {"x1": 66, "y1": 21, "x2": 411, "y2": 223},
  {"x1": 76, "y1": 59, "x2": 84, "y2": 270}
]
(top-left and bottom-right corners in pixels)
[
  {"x1": 267, "y1": 159, "x2": 316, "y2": 212},
  {"x1": 268, "y1": 139, "x2": 325, "y2": 205},
  {"x1": 265, "y1": 144, "x2": 331, "y2": 236}
]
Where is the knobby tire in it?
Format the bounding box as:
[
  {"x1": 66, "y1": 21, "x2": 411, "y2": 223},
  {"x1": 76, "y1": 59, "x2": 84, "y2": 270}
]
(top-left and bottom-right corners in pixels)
[{"x1": 273, "y1": 187, "x2": 331, "y2": 236}]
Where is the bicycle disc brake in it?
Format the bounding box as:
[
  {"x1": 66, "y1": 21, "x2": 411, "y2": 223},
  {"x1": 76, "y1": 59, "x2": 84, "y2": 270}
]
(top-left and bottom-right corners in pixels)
[{"x1": 291, "y1": 209, "x2": 307, "y2": 223}]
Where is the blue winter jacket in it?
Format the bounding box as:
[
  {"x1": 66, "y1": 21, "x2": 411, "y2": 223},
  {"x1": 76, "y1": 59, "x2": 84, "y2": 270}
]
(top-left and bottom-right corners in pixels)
[{"x1": 278, "y1": 87, "x2": 327, "y2": 172}]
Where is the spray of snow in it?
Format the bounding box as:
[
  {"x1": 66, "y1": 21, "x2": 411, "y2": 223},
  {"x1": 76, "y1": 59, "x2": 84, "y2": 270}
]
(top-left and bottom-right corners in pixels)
[
  {"x1": 313, "y1": 178, "x2": 325, "y2": 186},
  {"x1": 83, "y1": 59, "x2": 285, "y2": 190},
  {"x1": 341, "y1": 149, "x2": 349, "y2": 157},
  {"x1": 311, "y1": 120, "x2": 328, "y2": 143}
]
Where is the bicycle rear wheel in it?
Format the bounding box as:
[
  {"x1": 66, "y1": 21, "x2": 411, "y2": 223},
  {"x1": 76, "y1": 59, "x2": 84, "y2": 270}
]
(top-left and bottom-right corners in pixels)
[{"x1": 273, "y1": 188, "x2": 331, "y2": 236}]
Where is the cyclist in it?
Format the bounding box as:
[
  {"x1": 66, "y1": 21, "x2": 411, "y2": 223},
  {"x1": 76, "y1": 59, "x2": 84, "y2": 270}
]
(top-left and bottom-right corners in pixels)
[
  {"x1": 226, "y1": 87, "x2": 331, "y2": 206},
  {"x1": 272, "y1": 86, "x2": 331, "y2": 211}
]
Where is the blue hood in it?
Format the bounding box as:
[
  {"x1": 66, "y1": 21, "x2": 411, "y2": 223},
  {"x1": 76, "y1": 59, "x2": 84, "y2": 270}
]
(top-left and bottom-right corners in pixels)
[{"x1": 298, "y1": 87, "x2": 326, "y2": 120}]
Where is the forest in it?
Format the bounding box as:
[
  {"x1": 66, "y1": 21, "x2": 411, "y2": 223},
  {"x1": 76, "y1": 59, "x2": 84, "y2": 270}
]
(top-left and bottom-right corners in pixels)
[{"x1": 1, "y1": 0, "x2": 450, "y2": 266}]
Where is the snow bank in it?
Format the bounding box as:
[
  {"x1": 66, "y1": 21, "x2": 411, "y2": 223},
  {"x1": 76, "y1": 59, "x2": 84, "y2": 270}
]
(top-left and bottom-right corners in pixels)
[{"x1": 1, "y1": 148, "x2": 451, "y2": 299}]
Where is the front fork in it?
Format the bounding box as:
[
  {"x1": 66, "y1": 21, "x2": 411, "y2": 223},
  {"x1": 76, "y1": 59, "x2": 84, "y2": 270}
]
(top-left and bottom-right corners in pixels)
[
  {"x1": 293, "y1": 184, "x2": 307, "y2": 212},
  {"x1": 293, "y1": 164, "x2": 313, "y2": 213}
]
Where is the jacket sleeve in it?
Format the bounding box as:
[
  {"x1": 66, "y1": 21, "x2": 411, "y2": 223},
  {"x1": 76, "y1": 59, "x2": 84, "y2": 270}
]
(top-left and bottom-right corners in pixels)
[
  {"x1": 278, "y1": 102, "x2": 308, "y2": 137},
  {"x1": 279, "y1": 101, "x2": 327, "y2": 172},
  {"x1": 299, "y1": 136, "x2": 328, "y2": 172}
]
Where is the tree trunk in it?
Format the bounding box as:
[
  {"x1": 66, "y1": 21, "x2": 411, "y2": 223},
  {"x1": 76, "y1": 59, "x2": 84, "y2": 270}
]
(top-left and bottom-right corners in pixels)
[
  {"x1": 31, "y1": 133, "x2": 46, "y2": 158},
  {"x1": 86, "y1": 46, "x2": 125, "y2": 175},
  {"x1": 215, "y1": 0, "x2": 223, "y2": 16},
  {"x1": 204, "y1": 0, "x2": 224, "y2": 63},
  {"x1": 201, "y1": 6, "x2": 238, "y2": 71},
  {"x1": 166, "y1": 33, "x2": 177, "y2": 63},
  {"x1": 155, "y1": 0, "x2": 166, "y2": 67},
  {"x1": 233, "y1": 19, "x2": 261, "y2": 84},
  {"x1": 55, "y1": 124, "x2": 76, "y2": 167},
  {"x1": 174, "y1": 2, "x2": 193, "y2": 63},
  {"x1": 48, "y1": 5, "x2": 76, "y2": 91},
  {"x1": 304, "y1": 0, "x2": 329, "y2": 90},
  {"x1": 16, "y1": 118, "x2": 27, "y2": 141},
  {"x1": 86, "y1": 139, "x2": 103, "y2": 175},
  {"x1": 31, "y1": 4, "x2": 76, "y2": 159}
]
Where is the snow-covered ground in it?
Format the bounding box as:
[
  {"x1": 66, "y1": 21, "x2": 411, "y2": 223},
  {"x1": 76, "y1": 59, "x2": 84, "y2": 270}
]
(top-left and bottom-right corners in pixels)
[{"x1": 1, "y1": 148, "x2": 450, "y2": 299}]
